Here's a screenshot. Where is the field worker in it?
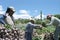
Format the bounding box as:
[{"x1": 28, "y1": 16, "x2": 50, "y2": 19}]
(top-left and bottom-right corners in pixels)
[
  {"x1": 25, "y1": 19, "x2": 42, "y2": 40},
  {"x1": 46, "y1": 14, "x2": 60, "y2": 40},
  {"x1": 5, "y1": 6, "x2": 15, "y2": 28},
  {"x1": 0, "y1": 6, "x2": 15, "y2": 29}
]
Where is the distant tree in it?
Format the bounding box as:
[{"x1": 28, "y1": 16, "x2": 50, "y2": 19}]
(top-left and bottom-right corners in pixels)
[
  {"x1": 35, "y1": 19, "x2": 42, "y2": 24},
  {"x1": 54, "y1": 14, "x2": 60, "y2": 19}
]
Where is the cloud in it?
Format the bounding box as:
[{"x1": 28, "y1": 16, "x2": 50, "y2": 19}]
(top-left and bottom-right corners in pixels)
[
  {"x1": 0, "y1": 11, "x2": 5, "y2": 14},
  {"x1": 13, "y1": 10, "x2": 31, "y2": 19},
  {"x1": 19, "y1": 10, "x2": 28, "y2": 14},
  {"x1": 35, "y1": 14, "x2": 46, "y2": 19},
  {"x1": 13, "y1": 14, "x2": 31, "y2": 19},
  {"x1": 0, "y1": 6, "x2": 46, "y2": 19},
  {"x1": 0, "y1": 5, "x2": 5, "y2": 14},
  {"x1": 14, "y1": 10, "x2": 46, "y2": 19}
]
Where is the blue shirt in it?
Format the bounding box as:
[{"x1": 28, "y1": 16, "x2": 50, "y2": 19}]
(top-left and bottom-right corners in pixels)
[
  {"x1": 25, "y1": 22, "x2": 40, "y2": 33},
  {"x1": 0, "y1": 14, "x2": 6, "y2": 25}
]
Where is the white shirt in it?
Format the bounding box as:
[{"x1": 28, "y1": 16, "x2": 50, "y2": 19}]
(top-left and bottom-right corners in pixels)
[
  {"x1": 5, "y1": 13, "x2": 14, "y2": 26},
  {"x1": 46, "y1": 16, "x2": 60, "y2": 26}
]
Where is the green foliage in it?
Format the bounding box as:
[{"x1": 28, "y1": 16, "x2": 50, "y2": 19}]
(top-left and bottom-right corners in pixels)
[
  {"x1": 14, "y1": 18, "x2": 56, "y2": 40},
  {"x1": 15, "y1": 24, "x2": 26, "y2": 30},
  {"x1": 36, "y1": 25, "x2": 55, "y2": 35},
  {"x1": 15, "y1": 19, "x2": 21, "y2": 24},
  {"x1": 42, "y1": 22, "x2": 46, "y2": 27},
  {"x1": 35, "y1": 19, "x2": 42, "y2": 24},
  {"x1": 54, "y1": 14, "x2": 60, "y2": 19},
  {"x1": 15, "y1": 18, "x2": 43, "y2": 24},
  {"x1": 32, "y1": 36, "x2": 41, "y2": 40},
  {"x1": 5, "y1": 24, "x2": 12, "y2": 29},
  {"x1": 15, "y1": 19, "x2": 30, "y2": 24},
  {"x1": 20, "y1": 26, "x2": 26, "y2": 30},
  {"x1": 15, "y1": 18, "x2": 55, "y2": 34}
]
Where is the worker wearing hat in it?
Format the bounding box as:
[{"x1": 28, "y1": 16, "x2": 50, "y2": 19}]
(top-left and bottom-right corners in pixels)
[
  {"x1": 6, "y1": 6, "x2": 15, "y2": 16},
  {"x1": 46, "y1": 14, "x2": 60, "y2": 40},
  {"x1": 25, "y1": 19, "x2": 42, "y2": 40},
  {"x1": 0, "y1": 6, "x2": 15, "y2": 29},
  {"x1": 5, "y1": 6, "x2": 15, "y2": 28}
]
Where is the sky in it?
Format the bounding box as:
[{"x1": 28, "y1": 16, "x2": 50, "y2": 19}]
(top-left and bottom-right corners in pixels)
[{"x1": 0, "y1": 0, "x2": 60, "y2": 19}]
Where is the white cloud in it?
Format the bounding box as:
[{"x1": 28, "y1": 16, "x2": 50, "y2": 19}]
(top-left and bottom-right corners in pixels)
[
  {"x1": 19, "y1": 10, "x2": 28, "y2": 14},
  {"x1": 0, "y1": 5, "x2": 5, "y2": 14},
  {"x1": 13, "y1": 14, "x2": 31, "y2": 19},
  {"x1": 13, "y1": 10, "x2": 31, "y2": 19},
  {"x1": 14, "y1": 10, "x2": 46, "y2": 19},
  {"x1": 35, "y1": 14, "x2": 46, "y2": 19},
  {"x1": 0, "y1": 11, "x2": 5, "y2": 14}
]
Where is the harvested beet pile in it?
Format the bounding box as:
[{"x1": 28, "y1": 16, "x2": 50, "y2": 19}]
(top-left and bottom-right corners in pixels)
[{"x1": 0, "y1": 28, "x2": 25, "y2": 40}]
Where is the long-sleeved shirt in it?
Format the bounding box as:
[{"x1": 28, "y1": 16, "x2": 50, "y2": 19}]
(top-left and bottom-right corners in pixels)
[
  {"x1": 0, "y1": 13, "x2": 15, "y2": 27},
  {"x1": 25, "y1": 22, "x2": 40, "y2": 33},
  {"x1": 5, "y1": 13, "x2": 14, "y2": 26},
  {"x1": 46, "y1": 16, "x2": 60, "y2": 26}
]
